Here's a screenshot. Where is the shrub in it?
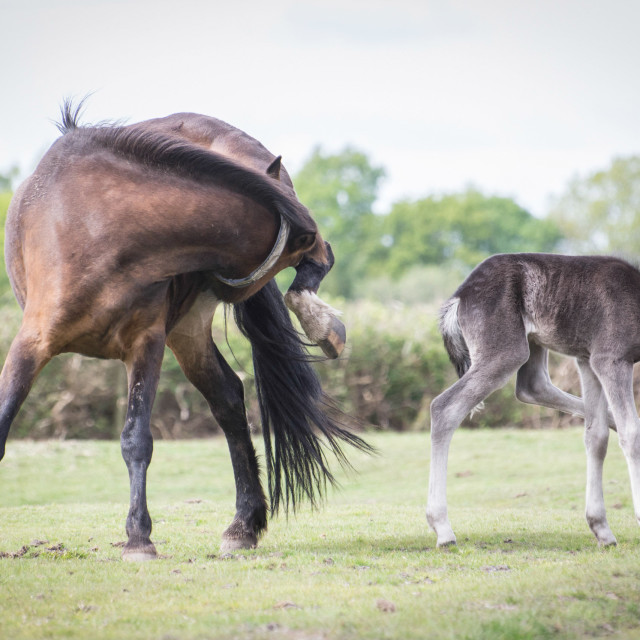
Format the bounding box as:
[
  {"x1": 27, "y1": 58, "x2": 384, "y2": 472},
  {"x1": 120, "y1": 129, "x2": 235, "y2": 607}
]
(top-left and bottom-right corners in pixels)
[{"x1": 0, "y1": 295, "x2": 590, "y2": 440}]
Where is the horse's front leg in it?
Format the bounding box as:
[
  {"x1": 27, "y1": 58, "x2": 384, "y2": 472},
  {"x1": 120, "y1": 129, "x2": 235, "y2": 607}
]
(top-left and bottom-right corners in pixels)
[
  {"x1": 284, "y1": 242, "x2": 346, "y2": 359},
  {"x1": 0, "y1": 323, "x2": 52, "y2": 460},
  {"x1": 120, "y1": 332, "x2": 165, "y2": 561}
]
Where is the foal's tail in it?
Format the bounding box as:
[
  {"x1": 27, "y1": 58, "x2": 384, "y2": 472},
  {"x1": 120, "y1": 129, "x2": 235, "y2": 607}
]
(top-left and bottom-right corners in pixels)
[
  {"x1": 439, "y1": 297, "x2": 471, "y2": 378},
  {"x1": 234, "y1": 280, "x2": 373, "y2": 513}
]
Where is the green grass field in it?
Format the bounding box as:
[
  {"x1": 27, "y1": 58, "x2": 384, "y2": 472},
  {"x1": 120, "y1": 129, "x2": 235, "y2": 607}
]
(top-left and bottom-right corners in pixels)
[{"x1": 1, "y1": 429, "x2": 639, "y2": 639}]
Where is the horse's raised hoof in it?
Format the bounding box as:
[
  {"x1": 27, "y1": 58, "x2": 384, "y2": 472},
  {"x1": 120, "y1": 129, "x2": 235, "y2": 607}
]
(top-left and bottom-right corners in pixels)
[
  {"x1": 121, "y1": 541, "x2": 158, "y2": 562},
  {"x1": 284, "y1": 290, "x2": 346, "y2": 358},
  {"x1": 318, "y1": 317, "x2": 346, "y2": 359}
]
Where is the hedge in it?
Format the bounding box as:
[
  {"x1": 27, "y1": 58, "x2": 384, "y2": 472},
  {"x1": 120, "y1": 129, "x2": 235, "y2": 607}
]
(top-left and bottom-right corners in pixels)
[{"x1": 0, "y1": 295, "x2": 590, "y2": 441}]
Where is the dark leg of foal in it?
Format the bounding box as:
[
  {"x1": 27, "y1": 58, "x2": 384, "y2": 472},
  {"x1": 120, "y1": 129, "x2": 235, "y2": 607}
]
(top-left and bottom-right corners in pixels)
[
  {"x1": 121, "y1": 333, "x2": 165, "y2": 561},
  {"x1": 515, "y1": 342, "x2": 616, "y2": 430},
  {"x1": 167, "y1": 320, "x2": 267, "y2": 553},
  {"x1": 0, "y1": 327, "x2": 51, "y2": 460}
]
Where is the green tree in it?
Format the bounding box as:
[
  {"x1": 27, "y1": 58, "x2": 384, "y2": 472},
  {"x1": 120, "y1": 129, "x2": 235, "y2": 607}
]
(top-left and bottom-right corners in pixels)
[
  {"x1": 380, "y1": 189, "x2": 562, "y2": 276},
  {"x1": 0, "y1": 189, "x2": 14, "y2": 300},
  {"x1": 550, "y1": 156, "x2": 640, "y2": 254},
  {"x1": 0, "y1": 166, "x2": 19, "y2": 192},
  {"x1": 293, "y1": 146, "x2": 385, "y2": 297}
]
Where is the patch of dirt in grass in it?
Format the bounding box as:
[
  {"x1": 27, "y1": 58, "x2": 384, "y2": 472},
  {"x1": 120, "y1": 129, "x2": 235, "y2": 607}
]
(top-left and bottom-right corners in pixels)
[
  {"x1": 482, "y1": 564, "x2": 510, "y2": 572},
  {"x1": 274, "y1": 601, "x2": 302, "y2": 610},
  {"x1": 0, "y1": 541, "x2": 87, "y2": 560},
  {"x1": 376, "y1": 599, "x2": 396, "y2": 613},
  {"x1": 0, "y1": 539, "x2": 53, "y2": 558},
  {"x1": 0, "y1": 544, "x2": 31, "y2": 558},
  {"x1": 254, "y1": 624, "x2": 327, "y2": 639},
  {"x1": 482, "y1": 603, "x2": 518, "y2": 611}
]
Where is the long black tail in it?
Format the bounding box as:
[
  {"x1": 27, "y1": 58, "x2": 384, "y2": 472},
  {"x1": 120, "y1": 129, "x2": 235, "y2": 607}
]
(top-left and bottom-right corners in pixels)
[{"x1": 234, "y1": 280, "x2": 373, "y2": 513}]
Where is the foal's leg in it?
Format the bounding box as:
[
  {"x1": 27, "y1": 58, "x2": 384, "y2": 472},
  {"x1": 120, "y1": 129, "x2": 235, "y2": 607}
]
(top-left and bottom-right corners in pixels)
[
  {"x1": 0, "y1": 325, "x2": 52, "y2": 460},
  {"x1": 427, "y1": 354, "x2": 528, "y2": 547},
  {"x1": 576, "y1": 358, "x2": 616, "y2": 546},
  {"x1": 167, "y1": 296, "x2": 267, "y2": 553},
  {"x1": 516, "y1": 343, "x2": 616, "y2": 429},
  {"x1": 590, "y1": 356, "x2": 640, "y2": 529},
  {"x1": 121, "y1": 332, "x2": 165, "y2": 561}
]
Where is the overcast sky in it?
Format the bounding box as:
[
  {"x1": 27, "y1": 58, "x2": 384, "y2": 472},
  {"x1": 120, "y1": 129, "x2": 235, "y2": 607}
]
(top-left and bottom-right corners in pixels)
[{"x1": 1, "y1": 0, "x2": 638, "y2": 216}]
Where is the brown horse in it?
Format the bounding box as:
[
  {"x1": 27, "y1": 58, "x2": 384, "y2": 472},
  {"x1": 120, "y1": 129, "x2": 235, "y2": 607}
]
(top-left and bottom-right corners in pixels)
[
  {"x1": 134, "y1": 110, "x2": 348, "y2": 354},
  {"x1": 1, "y1": 102, "x2": 369, "y2": 560}
]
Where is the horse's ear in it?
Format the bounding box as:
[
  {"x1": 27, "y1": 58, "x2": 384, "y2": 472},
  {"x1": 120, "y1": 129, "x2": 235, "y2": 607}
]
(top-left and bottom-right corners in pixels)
[
  {"x1": 290, "y1": 232, "x2": 316, "y2": 253},
  {"x1": 266, "y1": 156, "x2": 282, "y2": 181}
]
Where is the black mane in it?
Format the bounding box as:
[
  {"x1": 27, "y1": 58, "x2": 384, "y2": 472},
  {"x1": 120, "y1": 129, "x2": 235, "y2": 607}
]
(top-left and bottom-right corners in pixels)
[
  {"x1": 55, "y1": 100, "x2": 315, "y2": 234},
  {"x1": 55, "y1": 97, "x2": 90, "y2": 134}
]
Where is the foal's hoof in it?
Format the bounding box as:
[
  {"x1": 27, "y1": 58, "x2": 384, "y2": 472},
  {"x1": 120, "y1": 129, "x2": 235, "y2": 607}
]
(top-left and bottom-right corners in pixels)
[
  {"x1": 318, "y1": 317, "x2": 346, "y2": 359},
  {"x1": 436, "y1": 538, "x2": 457, "y2": 549},
  {"x1": 597, "y1": 535, "x2": 617, "y2": 548},
  {"x1": 220, "y1": 533, "x2": 258, "y2": 554},
  {"x1": 122, "y1": 541, "x2": 157, "y2": 562}
]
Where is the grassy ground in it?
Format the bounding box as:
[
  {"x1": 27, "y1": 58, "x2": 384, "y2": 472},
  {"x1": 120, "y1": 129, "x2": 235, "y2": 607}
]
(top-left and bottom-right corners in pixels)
[{"x1": 1, "y1": 429, "x2": 639, "y2": 639}]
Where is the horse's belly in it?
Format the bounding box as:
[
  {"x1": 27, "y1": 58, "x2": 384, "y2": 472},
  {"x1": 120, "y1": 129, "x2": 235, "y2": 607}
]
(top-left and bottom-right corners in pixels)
[{"x1": 523, "y1": 314, "x2": 590, "y2": 359}]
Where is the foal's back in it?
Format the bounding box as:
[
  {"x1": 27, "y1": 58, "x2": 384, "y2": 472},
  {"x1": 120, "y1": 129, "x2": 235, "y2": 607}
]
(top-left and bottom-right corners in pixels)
[{"x1": 454, "y1": 253, "x2": 640, "y2": 362}]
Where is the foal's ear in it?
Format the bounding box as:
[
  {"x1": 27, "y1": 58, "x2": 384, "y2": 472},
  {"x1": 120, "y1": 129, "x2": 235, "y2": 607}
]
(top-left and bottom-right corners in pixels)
[{"x1": 266, "y1": 155, "x2": 282, "y2": 181}]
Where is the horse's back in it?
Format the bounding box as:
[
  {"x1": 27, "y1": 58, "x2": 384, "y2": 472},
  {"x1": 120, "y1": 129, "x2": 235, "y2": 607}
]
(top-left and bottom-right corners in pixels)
[
  {"x1": 455, "y1": 253, "x2": 640, "y2": 360},
  {"x1": 3, "y1": 131, "x2": 264, "y2": 358},
  {"x1": 140, "y1": 113, "x2": 295, "y2": 188}
]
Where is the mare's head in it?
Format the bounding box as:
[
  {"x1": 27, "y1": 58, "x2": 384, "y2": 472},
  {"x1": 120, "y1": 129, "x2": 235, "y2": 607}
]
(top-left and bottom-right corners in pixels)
[
  {"x1": 262, "y1": 154, "x2": 330, "y2": 271},
  {"x1": 260, "y1": 155, "x2": 344, "y2": 358}
]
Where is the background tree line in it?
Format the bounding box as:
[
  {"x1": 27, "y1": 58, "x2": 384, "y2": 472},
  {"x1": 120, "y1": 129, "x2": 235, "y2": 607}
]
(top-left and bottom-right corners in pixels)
[
  {"x1": 292, "y1": 149, "x2": 640, "y2": 300},
  {"x1": 0, "y1": 151, "x2": 639, "y2": 439}
]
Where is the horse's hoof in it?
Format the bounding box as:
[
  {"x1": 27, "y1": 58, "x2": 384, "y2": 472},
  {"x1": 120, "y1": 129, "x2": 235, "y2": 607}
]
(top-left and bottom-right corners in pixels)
[
  {"x1": 318, "y1": 317, "x2": 346, "y2": 359},
  {"x1": 436, "y1": 536, "x2": 457, "y2": 549},
  {"x1": 597, "y1": 535, "x2": 617, "y2": 548},
  {"x1": 437, "y1": 540, "x2": 457, "y2": 549},
  {"x1": 122, "y1": 541, "x2": 157, "y2": 561},
  {"x1": 220, "y1": 534, "x2": 257, "y2": 553}
]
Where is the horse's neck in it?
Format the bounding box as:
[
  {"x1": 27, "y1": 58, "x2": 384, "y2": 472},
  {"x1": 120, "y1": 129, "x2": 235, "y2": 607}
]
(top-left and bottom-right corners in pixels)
[{"x1": 157, "y1": 114, "x2": 292, "y2": 185}]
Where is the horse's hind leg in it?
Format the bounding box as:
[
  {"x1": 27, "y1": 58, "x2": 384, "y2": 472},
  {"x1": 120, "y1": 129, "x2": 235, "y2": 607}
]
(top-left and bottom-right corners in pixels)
[
  {"x1": 516, "y1": 343, "x2": 584, "y2": 417},
  {"x1": 427, "y1": 351, "x2": 528, "y2": 547},
  {"x1": 589, "y1": 356, "x2": 640, "y2": 531},
  {"x1": 516, "y1": 342, "x2": 616, "y2": 430},
  {"x1": 0, "y1": 325, "x2": 52, "y2": 459},
  {"x1": 576, "y1": 357, "x2": 616, "y2": 546},
  {"x1": 120, "y1": 331, "x2": 165, "y2": 561},
  {"x1": 167, "y1": 296, "x2": 267, "y2": 553}
]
